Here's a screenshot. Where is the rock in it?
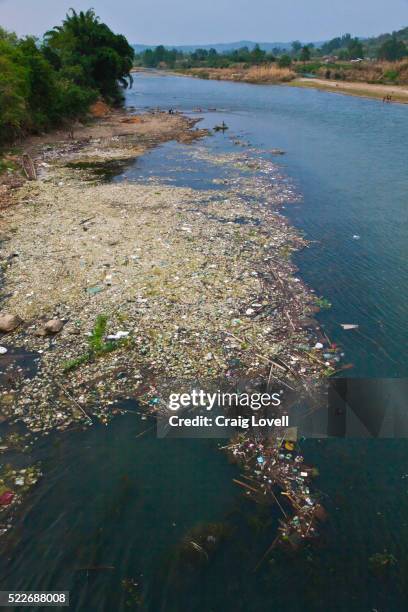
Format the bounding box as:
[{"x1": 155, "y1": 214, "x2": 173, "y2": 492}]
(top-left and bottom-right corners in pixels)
[
  {"x1": 44, "y1": 319, "x2": 64, "y2": 334},
  {"x1": 0, "y1": 313, "x2": 22, "y2": 333}
]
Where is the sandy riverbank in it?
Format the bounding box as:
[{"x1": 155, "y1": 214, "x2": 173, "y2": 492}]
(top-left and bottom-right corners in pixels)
[
  {"x1": 290, "y1": 77, "x2": 408, "y2": 104},
  {"x1": 163, "y1": 67, "x2": 408, "y2": 104}
]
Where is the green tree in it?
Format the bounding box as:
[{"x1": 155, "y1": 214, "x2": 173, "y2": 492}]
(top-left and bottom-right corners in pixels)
[
  {"x1": 278, "y1": 54, "x2": 292, "y2": 68},
  {"x1": 347, "y1": 38, "x2": 364, "y2": 59},
  {"x1": 291, "y1": 41, "x2": 302, "y2": 55},
  {"x1": 0, "y1": 39, "x2": 30, "y2": 142},
  {"x1": 43, "y1": 9, "x2": 134, "y2": 103},
  {"x1": 300, "y1": 45, "x2": 311, "y2": 62},
  {"x1": 251, "y1": 44, "x2": 266, "y2": 63},
  {"x1": 17, "y1": 37, "x2": 62, "y2": 129},
  {"x1": 379, "y1": 36, "x2": 408, "y2": 61}
]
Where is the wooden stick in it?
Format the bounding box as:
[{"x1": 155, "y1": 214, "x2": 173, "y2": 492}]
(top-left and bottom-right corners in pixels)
[
  {"x1": 233, "y1": 479, "x2": 260, "y2": 494},
  {"x1": 135, "y1": 424, "x2": 156, "y2": 439},
  {"x1": 253, "y1": 535, "x2": 281, "y2": 573},
  {"x1": 55, "y1": 381, "x2": 91, "y2": 421}
]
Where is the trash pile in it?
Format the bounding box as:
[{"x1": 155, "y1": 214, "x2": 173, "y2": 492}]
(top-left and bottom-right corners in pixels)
[
  {"x1": 0, "y1": 110, "x2": 338, "y2": 542},
  {"x1": 0, "y1": 462, "x2": 42, "y2": 536},
  {"x1": 225, "y1": 432, "x2": 327, "y2": 550},
  {"x1": 0, "y1": 124, "x2": 338, "y2": 434}
]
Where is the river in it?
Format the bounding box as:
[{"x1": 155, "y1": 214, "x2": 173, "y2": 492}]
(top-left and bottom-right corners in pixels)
[{"x1": 1, "y1": 72, "x2": 407, "y2": 611}]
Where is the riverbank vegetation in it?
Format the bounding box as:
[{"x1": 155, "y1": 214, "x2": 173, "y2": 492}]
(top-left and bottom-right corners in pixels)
[
  {"x1": 134, "y1": 26, "x2": 408, "y2": 86},
  {"x1": 0, "y1": 10, "x2": 134, "y2": 147}
]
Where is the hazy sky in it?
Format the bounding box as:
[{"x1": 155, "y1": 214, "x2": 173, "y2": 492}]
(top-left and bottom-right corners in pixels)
[{"x1": 1, "y1": 0, "x2": 407, "y2": 44}]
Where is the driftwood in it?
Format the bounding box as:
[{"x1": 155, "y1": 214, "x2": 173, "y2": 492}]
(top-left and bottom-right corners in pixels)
[
  {"x1": 233, "y1": 478, "x2": 260, "y2": 494},
  {"x1": 21, "y1": 153, "x2": 37, "y2": 180}
]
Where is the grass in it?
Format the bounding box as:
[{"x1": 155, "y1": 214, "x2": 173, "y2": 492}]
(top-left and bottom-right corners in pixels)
[
  {"x1": 185, "y1": 64, "x2": 295, "y2": 84},
  {"x1": 0, "y1": 157, "x2": 19, "y2": 174},
  {"x1": 62, "y1": 314, "x2": 129, "y2": 372}
]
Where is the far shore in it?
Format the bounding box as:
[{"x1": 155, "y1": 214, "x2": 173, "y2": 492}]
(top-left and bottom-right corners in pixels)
[
  {"x1": 289, "y1": 77, "x2": 408, "y2": 104},
  {"x1": 133, "y1": 67, "x2": 408, "y2": 104}
]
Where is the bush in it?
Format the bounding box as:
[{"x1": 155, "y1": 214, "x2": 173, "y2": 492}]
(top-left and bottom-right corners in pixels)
[
  {"x1": 0, "y1": 40, "x2": 30, "y2": 142},
  {"x1": 278, "y1": 55, "x2": 292, "y2": 68},
  {"x1": 0, "y1": 11, "x2": 134, "y2": 146}
]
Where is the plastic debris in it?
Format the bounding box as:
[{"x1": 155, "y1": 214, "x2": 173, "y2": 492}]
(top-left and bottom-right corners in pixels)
[
  {"x1": 86, "y1": 286, "x2": 103, "y2": 295},
  {"x1": 106, "y1": 331, "x2": 129, "y2": 340},
  {"x1": 0, "y1": 491, "x2": 14, "y2": 506}
]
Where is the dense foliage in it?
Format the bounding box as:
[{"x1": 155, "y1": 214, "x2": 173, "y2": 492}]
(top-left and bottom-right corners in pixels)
[
  {"x1": 0, "y1": 10, "x2": 134, "y2": 146},
  {"x1": 135, "y1": 25, "x2": 408, "y2": 72},
  {"x1": 378, "y1": 36, "x2": 408, "y2": 61},
  {"x1": 136, "y1": 44, "x2": 276, "y2": 69}
]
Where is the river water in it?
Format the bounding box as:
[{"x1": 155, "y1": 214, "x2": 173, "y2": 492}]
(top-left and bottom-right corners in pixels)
[{"x1": 1, "y1": 73, "x2": 407, "y2": 611}]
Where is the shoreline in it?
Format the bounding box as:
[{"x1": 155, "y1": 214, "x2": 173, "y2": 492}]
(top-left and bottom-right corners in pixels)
[
  {"x1": 289, "y1": 77, "x2": 408, "y2": 104},
  {"x1": 141, "y1": 67, "x2": 408, "y2": 104}
]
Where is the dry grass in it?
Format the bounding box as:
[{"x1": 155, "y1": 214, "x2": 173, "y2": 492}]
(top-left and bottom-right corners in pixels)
[
  {"x1": 316, "y1": 60, "x2": 408, "y2": 85},
  {"x1": 186, "y1": 64, "x2": 295, "y2": 84},
  {"x1": 244, "y1": 65, "x2": 295, "y2": 83}
]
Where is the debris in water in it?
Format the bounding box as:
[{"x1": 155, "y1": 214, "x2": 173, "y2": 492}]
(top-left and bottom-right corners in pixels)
[{"x1": 0, "y1": 491, "x2": 14, "y2": 506}]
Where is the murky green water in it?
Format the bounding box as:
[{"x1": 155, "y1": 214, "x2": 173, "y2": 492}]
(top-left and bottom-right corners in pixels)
[{"x1": 1, "y1": 73, "x2": 407, "y2": 611}]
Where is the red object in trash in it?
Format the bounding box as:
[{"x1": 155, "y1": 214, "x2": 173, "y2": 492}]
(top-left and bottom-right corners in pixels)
[{"x1": 0, "y1": 491, "x2": 14, "y2": 506}]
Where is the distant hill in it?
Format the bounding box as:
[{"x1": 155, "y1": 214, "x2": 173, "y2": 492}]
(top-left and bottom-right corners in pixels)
[
  {"x1": 133, "y1": 26, "x2": 408, "y2": 58},
  {"x1": 133, "y1": 40, "x2": 327, "y2": 54}
]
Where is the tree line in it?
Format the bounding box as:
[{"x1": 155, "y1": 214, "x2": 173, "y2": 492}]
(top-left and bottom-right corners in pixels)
[
  {"x1": 135, "y1": 27, "x2": 408, "y2": 70},
  {"x1": 0, "y1": 9, "x2": 134, "y2": 146}
]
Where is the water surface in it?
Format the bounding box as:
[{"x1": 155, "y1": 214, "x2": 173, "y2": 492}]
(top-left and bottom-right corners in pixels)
[{"x1": 1, "y1": 73, "x2": 407, "y2": 612}]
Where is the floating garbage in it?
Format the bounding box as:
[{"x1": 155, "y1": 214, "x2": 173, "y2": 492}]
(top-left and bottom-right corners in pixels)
[
  {"x1": 352, "y1": 235, "x2": 360, "y2": 240},
  {"x1": 0, "y1": 346, "x2": 8, "y2": 355},
  {"x1": 314, "y1": 342, "x2": 324, "y2": 349},
  {"x1": 0, "y1": 491, "x2": 14, "y2": 506}
]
